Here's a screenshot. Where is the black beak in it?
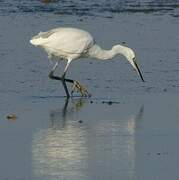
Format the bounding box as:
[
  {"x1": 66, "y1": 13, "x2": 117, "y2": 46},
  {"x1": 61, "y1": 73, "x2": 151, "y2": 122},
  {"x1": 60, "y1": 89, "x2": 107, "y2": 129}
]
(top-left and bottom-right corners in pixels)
[{"x1": 134, "y1": 61, "x2": 145, "y2": 82}]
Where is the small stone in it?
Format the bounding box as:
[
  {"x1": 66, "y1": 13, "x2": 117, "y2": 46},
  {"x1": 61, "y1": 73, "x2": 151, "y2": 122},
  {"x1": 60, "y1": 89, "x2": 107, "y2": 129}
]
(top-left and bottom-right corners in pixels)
[{"x1": 6, "y1": 114, "x2": 17, "y2": 120}]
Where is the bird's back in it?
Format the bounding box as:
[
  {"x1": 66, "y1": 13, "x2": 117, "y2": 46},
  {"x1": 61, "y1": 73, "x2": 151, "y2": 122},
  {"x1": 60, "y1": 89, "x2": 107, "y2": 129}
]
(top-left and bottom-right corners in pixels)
[{"x1": 30, "y1": 27, "x2": 95, "y2": 59}]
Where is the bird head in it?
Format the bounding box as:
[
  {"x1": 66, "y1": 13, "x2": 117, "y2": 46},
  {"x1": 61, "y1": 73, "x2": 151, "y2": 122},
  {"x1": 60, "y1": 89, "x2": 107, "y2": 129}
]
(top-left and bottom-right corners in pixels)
[{"x1": 113, "y1": 45, "x2": 144, "y2": 82}]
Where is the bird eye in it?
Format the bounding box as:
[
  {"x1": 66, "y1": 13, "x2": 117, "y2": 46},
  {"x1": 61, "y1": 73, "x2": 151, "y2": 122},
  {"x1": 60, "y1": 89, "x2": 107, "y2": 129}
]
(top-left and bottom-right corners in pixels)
[{"x1": 132, "y1": 57, "x2": 136, "y2": 61}]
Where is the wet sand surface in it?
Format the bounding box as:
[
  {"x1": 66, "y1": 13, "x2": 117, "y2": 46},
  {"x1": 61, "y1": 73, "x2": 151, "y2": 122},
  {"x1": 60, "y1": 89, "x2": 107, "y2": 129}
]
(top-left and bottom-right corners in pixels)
[{"x1": 1, "y1": 1, "x2": 179, "y2": 179}]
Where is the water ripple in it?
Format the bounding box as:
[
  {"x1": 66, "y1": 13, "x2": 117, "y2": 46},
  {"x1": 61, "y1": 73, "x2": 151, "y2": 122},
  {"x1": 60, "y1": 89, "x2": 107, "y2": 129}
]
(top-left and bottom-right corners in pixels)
[{"x1": 1, "y1": 0, "x2": 179, "y2": 16}]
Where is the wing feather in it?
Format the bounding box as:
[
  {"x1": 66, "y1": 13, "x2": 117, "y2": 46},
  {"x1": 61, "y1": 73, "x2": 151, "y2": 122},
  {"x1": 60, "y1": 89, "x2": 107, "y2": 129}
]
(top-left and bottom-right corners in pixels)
[{"x1": 30, "y1": 28, "x2": 95, "y2": 55}]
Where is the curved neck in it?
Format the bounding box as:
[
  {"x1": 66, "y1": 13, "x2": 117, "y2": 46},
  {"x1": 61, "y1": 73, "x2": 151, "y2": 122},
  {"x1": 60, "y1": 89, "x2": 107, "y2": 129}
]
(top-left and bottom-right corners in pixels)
[
  {"x1": 88, "y1": 44, "x2": 116, "y2": 60},
  {"x1": 88, "y1": 44, "x2": 128, "y2": 60}
]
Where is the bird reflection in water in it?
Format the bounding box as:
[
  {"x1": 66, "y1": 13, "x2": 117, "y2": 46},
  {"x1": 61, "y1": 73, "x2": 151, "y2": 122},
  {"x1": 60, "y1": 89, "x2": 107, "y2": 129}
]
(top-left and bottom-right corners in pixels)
[
  {"x1": 49, "y1": 98, "x2": 85, "y2": 129},
  {"x1": 32, "y1": 100, "x2": 144, "y2": 180},
  {"x1": 32, "y1": 98, "x2": 88, "y2": 180}
]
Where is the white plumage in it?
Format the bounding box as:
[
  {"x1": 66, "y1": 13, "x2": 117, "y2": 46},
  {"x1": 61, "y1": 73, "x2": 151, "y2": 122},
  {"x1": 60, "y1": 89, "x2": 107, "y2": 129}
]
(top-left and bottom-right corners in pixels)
[
  {"x1": 30, "y1": 27, "x2": 94, "y2": 59},
  {"x1": 30, "y1": 27, "x2": 144, "y2": 97}
]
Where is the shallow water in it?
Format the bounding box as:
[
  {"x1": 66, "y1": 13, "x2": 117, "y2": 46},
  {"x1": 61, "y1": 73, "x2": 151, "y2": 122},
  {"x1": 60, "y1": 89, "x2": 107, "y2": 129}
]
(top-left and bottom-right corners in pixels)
[
  {"x1": 0, "y1": 0, "x2": 179, "y2": 179},
  {"x1": 0, "y1": 13, "x2": 179, "y2": 98},
  {"x1": 1, "y1": 95, "x2": 179, "y2": 180}
]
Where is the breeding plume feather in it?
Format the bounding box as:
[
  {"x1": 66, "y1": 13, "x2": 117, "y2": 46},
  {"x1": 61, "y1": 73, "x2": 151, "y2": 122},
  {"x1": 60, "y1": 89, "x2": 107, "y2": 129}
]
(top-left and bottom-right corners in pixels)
[{"x1": 30, "y1": 27, "x2": 144, "y2": 97}]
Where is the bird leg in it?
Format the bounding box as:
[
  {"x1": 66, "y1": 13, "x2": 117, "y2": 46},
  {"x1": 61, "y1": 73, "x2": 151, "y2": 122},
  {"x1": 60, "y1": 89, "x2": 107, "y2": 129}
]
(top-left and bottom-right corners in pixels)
[
  {"x1": 63, "y1": 59, "x2": 91, "y2": 97},
  {"x1": 48, "y1": 61, "x2": 90, "y2": 97},
  {"x1": 71, "y1": 81, "x2": 91, "y2": 97},
  {"x1": 49, "y1": 71, "x2": 70, "y2": 97},
  {"x1": 49, "y1": 71, "x2": 90, "y2": 97},
  {"x1": 61, "y1": 77, "x2": 70, "y2": 98},
  {"x1": 49, "y1": 71, "x2": 73, "y2": 83}
]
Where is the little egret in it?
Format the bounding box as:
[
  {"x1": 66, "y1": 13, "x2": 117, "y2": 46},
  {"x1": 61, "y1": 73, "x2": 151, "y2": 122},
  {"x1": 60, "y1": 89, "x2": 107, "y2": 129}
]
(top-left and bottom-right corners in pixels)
[{"x1": 30, "y1": 27, "x2": 144, "y2": 97}]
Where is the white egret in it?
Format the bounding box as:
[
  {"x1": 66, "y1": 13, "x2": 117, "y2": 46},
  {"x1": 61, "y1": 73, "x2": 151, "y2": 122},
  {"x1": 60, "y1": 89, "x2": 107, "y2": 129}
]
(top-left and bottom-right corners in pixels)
[{"x1": 30, "y1": 27, "x2": 144, "y2": 97}]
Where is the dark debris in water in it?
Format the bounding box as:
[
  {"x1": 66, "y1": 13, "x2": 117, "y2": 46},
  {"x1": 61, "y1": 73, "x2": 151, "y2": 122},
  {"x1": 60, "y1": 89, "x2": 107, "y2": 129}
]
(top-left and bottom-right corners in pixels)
[
  {"x1": 78, "y1": 120, "x2": 83, "y2": 123},
  {"x1": 146, "y1": 152, "x2": 169, "y2": 156},
  {"x1": 102, "y1": 101, "x2": 120, "y2": 105},
  {"x1": 89, "y1": 100, "x2": 120, "y2": 105}
]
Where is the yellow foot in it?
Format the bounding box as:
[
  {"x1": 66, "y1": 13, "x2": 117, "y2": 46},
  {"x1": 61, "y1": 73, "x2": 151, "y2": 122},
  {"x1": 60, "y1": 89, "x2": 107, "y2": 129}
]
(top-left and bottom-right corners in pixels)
[{"x1": 71, "y1": 81, "x2": 91, "y2": 97}]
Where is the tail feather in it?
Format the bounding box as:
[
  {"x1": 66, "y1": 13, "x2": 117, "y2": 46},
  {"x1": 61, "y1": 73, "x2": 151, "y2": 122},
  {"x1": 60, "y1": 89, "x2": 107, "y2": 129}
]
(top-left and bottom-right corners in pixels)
[
  {"x1": 30, "y1": 28, "x2": 58, "y2": 46},
  {"x1": 30, "y1": 37, "x2": 44, "y2": 46}
]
